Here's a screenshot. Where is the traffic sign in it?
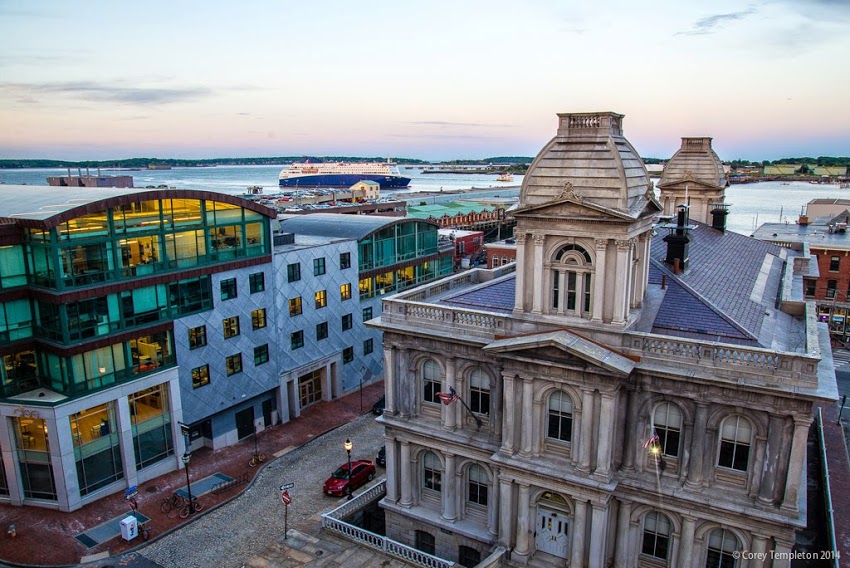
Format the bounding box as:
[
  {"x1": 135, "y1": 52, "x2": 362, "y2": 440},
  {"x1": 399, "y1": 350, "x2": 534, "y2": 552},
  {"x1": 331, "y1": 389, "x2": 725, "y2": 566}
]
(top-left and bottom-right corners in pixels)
[
  {"x1": 280, "y1": 490, "x2": 292, "y2": 505},
  {"x1": 280, "y1": 483, "x2": 294, "y2": 490}
]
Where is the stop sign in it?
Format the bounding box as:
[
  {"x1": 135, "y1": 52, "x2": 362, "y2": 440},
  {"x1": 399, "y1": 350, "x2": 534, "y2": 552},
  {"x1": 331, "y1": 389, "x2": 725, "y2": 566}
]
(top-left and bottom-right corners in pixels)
[{"x1": 281, "y1": 490, "x2": 292, "y2": 505}]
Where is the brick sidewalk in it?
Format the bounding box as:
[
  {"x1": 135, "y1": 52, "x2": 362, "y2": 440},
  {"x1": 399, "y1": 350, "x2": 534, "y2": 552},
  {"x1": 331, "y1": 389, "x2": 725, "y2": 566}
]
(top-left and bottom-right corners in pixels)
[{"x1": 0, "y1": 382, "x2": 384, "y2": 567}]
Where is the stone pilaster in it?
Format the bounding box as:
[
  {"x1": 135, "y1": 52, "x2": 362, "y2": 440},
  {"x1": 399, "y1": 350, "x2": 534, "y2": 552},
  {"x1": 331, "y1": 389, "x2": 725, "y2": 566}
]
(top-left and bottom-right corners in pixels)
[
  {"x1": 613, "y1": 499, "x2": 632, "y2": 566},
  {"x1": 781, "y1": 416, "x2": 813, "y2": 512},
  {"x1": 588, "y1": 503, "x2": 609, "y2": 568},
  {"x1": 513, "y1": 233, "x2": 527, "y2": 313},
  {"x1": 572, "y1": 499, "x2": 588, "y2": 568},
  {"x1": 514, "y1": 483, "x2": 532, "y2": 560},
  {"x1": 594, "y1": 392, "x2": 615, "y2": 477},
  {"x1": 399, "y1": 441, "x2": 412, "y2": 506},
  {"x1": 685, "y1": 402, "x2": 708, "y2": 488},
  {"x1": 577, "y1": 389, "x2": 595, "y2": 473},
  {"x1": 532, "y1": 234, "x2": 546, "y2": 314},
  {"x1": 383, "y1": 347, "x2": 395, "y2": 415},
  {"x1": 442, "y1": 452, "x2": 457, "y2": 521},
  {"x1": 678, "y1": 515, "x2": 697, "y2": 567},
  {"x1": 758, "y1": 414, "x2": 786, "y2": 505},
  {"x1": 592, "y1": 239, "x2": 607, "y2": 322},
  {"x1": 520, "y1": 376, "x2": 534, "y2": 456},
  {"x1": 613, "y1": 239, "x2": 630, "y2": 324},
  {"x1": 501, "y1": 373, "x2": 516, "y2": 454}
]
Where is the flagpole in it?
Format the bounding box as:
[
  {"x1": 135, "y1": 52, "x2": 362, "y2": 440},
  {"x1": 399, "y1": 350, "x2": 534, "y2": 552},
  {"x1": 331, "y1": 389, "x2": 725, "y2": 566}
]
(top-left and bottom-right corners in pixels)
[{"x1": 451, "y1": 387, "x2": 482, "y2": 428}]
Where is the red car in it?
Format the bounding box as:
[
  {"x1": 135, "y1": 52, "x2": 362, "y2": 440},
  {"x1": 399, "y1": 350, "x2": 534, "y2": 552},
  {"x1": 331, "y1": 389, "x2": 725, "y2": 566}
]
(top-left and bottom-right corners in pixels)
[{"x1": 323, "y1": 459, "x2": 376, "y2": 497}]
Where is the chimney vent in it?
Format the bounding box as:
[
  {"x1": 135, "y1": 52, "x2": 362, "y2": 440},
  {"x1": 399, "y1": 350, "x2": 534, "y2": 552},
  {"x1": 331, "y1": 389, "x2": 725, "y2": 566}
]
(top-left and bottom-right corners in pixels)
[
  {"x1": 661, "y1": 204, "x2": 694, "y2": 270},
  {"x1": 710, "y1": 202, "x2": 730, "y2": 232}
]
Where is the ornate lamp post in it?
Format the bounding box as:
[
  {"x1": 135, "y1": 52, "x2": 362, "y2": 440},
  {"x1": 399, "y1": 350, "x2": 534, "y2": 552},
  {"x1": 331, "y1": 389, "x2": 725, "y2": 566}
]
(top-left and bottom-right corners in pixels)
[
  {"x1": 344, "y1": 438, "x2": 353, "y2": 500},
  {"x1": 182, "y1": 452, "x2": 195, "y2": 514}
]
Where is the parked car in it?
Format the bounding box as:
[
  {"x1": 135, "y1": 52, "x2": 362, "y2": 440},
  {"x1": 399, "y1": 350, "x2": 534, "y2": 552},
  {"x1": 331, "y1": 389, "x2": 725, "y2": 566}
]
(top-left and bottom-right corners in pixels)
[
  {"x1": 372, "y1": 395, "x2": 385, "y2": 415},
  {"x1": 376, "y1": 445, "x2": 386, "y2": 466},
  {"x1": 323, "y1": 460, "x2": 376, "y2": 497}
]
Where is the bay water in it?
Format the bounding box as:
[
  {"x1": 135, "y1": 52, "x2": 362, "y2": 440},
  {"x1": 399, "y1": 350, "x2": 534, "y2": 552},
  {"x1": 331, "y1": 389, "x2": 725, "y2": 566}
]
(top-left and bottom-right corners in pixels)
[{"x1": 1, "y1": 165, "x2": 846, "y2": 236}]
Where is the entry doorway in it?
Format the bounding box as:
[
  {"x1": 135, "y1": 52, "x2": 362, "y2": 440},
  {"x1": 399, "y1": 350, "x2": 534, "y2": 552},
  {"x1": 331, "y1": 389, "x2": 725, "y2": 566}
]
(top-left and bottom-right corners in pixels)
[
  {"x1": 535, "y1": 507, "x2": 570, "y2": 558},
  {"x1": 299, "y1": 369, "x2": 322, "y2": 409},
  {"x1": 262, "y1": 399, "x2": 273, "y2": 427},
  {"x1": 235, "y1": 407, "x2": 254, "y2": 440}
]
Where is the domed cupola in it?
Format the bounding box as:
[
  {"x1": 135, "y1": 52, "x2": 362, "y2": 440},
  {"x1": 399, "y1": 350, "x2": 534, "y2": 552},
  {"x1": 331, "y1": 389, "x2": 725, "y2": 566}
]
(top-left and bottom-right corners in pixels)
[
  {"x1": 657, "y1": 137, "x2": 728, "y2": 225},
  {"x1": 519, "y1": 112, "x2": 654, "y2": 214},
  {"x1": 511, "y1": 112, "x2": 661, "y2": 327}
]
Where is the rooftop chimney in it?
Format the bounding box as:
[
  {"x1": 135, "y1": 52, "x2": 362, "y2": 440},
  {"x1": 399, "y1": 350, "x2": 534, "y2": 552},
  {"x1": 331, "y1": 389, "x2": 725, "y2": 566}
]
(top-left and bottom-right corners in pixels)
[
  {"x1": 663, "y1": 204, "x2": 693, "y2": 271},
  {"x1": 710, "y1": 202, "x2": 730, "y2": 232},
  {"x1": 798, "y1": 205, "x2": 809, "y2": 226}
]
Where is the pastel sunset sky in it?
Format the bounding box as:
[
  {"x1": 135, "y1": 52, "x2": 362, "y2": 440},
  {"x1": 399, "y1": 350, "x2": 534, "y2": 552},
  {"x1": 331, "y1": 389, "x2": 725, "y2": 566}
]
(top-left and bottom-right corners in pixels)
[{"x1": 1, "y1": 0, "x2": 848, "y2": 162}]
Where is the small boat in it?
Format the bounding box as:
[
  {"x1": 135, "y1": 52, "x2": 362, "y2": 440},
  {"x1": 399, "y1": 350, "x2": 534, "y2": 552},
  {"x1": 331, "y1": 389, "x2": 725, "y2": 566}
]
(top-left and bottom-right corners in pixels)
[{"x1": 496, "y1": 172, "x2": 514, "y2": 182}]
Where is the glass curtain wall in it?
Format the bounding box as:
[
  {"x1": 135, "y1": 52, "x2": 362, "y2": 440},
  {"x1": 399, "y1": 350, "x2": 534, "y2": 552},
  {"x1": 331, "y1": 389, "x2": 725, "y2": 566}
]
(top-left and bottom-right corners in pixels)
[
  {"x1": 130, "y1": 384, "x2": 173, "y2": 470},
  {"x1": 70, "y1": 402, "x2": 123, "y2": 495},
  {"x1": 13, "y1": 416, "x2": 56, "y2": 500}
]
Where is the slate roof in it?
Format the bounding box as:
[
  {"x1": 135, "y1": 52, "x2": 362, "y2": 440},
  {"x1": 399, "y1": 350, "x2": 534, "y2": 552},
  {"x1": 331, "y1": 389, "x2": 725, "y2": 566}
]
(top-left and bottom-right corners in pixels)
[
  {"x1": 441, "y1": 276, "x2": 515, "y2": 313},
  {"x1": 650, "y1": 221, "x2": 791, "y2": 347}
]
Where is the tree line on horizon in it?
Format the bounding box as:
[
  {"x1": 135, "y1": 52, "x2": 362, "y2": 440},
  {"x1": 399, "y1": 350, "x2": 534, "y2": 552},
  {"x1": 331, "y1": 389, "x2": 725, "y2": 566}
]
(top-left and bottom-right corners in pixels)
[{"x1": 1, "y1": 155, "x2": 848, "y2": 170}]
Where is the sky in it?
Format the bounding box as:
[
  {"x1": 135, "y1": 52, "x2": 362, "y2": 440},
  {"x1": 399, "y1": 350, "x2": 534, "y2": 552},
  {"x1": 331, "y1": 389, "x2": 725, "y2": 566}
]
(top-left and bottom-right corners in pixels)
[{"x1": 1, "y1": 0, "x2": 848, "y2": 162}]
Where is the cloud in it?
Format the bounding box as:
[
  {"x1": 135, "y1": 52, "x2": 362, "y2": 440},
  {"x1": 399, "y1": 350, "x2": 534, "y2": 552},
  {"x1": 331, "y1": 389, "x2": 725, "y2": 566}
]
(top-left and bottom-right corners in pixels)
[
  {"x1": 406, "y1": 121, "x2": 516, "y2": 128},
  {"x1": 677, "y1": 8, "x2": 756, "y2": 36},
  {"x1": 0, "y1": 81, "x2": 212, "y2": 106}
]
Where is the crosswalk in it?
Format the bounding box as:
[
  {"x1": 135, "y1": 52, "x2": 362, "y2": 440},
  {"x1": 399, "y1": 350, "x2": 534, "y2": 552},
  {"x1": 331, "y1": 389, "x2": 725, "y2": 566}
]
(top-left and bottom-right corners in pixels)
[{"x1": 833, "y1": 348, "x2": 850, "y2": 370}]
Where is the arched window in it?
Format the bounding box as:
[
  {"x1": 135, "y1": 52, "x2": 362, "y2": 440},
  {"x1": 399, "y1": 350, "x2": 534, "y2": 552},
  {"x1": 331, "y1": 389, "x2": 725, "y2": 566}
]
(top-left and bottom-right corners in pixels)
[
  {"x1": 467, "y1": 463, "x2": 488, "y2": 506},
  {"x1": 469, "y1": 369, "x2": 490, "y2": 415},
  {"x1": 550, "y1": 244, "x2": 593, "y2": 316},
  {"x1": 502, "y1": 256, "x2": 508, "y2": 265},
  {"x1": 718, "y1": 416, "x2": 752, "y2": 472},
  {"x1": 653, "y1": 403, "x2": 682, "y2": 457},
  {"x1": 641, "y1": 511, "x2": 671, "y2": 561},
  {"x1": 422, "y1": 360, "x2": 441, "y2": 405},
  {"x1": 422, "y1": 451, "x2": 442, "y2": 492},
  {"x1": 547, "y1": 391, "x2": 573, "y2": 442},
  {"x1": 705, "y1": 528, "x2": 739, "y2": 568}
]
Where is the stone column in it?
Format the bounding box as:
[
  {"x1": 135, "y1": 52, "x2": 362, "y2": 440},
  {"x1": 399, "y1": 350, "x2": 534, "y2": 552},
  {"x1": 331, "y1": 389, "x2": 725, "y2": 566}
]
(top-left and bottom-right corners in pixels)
[
  {"x1": 520, "y1": 376, "x2": 534, "y2": 456},
  {"x1": 384, "y1": 347, "x2": 395, "y2": 415},
  {"x1": 613, "y1": 499, "x2": 632, "y2": 567},
  {"x1": 678, "y1": 515, "x2": 697, "y2": 568},
  {"x1": 758, "y1": 414, "x2": 786, "y2": 505},
  {"x1": 622, "y1": 388, "x2": 640, "y2": 472},
  {"x1": 532, "y1": 234, "x2": 546, "y2": 314},
  {"x1": 685, "y1": 402, "x2": 709, "y2": 489},
  {"x1": 398, "y1": 348, "x2": 411, "y2": 418},
  {"x1": 592, "y1": 239, "x2": 607, "y2": 322},
  {"x1": 442, "y1": 452, "x2": 457, "y2": 522},
  {"x1": 613, "y1": 240, "x2": 630, "y2": 324},
  {"x1": 773, "y1": 539, "x2": 794, "y2": 568},
  {"x1": 595, "y1": 392, "x2": 615, "y2": 477},
  {"x1": 498, "y1": 478, "x2": 513, "y2": 548},
  {"x1": 558, "y1": 269, "x2": 567, "y2": 314},
  {"x1": 501, "y1": 373, "x2": 515, "y2": 454},
  {"x1": 572, "y1": 499, "x2": 588, "y2": 568},
  {"x1": 514, "y1": 483, "x2": 532, "y2": 559},
  {"x1": 488, "y1": 471, "x2": 500, "y2": 536},
  {"x1": 493, "y1": 368, "x2": 504, "y2": 443},
  {"x1": 588, "y1": 504, "x2": 609, "y2": 568},
  {"x1": 399, "y1": 441, "x2": 412, "y2": 506},
  {"x1": 513, "y1": 233, "x2": 527, "y2": 313},
  {"x1": 781, "y1": 416, "x2": 813, "y2": 512},
  {"x1": 750, "y1": 534, "x2": 769, "y2": 568},
  {"x1": 577, "y1": 389, "x2": 595, "y2": 473},
  {"x1": 623, "y1": 239, "x2": 634, "y2": 315},
  {"x1": 385, "y1": 441, "x2": 398, "y2": 502},
  {"x1": 444, "y1": 357, "x2": 456, "y2": 431}
]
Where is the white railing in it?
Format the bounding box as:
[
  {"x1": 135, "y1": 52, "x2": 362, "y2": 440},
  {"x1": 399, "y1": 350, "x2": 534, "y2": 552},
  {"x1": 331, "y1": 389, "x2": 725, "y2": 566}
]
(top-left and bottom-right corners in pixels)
[{"x1": 322, "y1": 480, "x2": 456, "y2": 568}]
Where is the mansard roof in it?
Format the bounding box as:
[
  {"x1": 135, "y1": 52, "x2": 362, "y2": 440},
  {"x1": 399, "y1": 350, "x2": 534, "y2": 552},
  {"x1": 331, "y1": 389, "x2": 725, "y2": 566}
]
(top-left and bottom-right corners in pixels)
[
  {"x1": 657, "y1": 137, "x2": 728, "y2": 190},
  {"x1": 519, "y1": 112, "x2": 653, "y2": 215}
]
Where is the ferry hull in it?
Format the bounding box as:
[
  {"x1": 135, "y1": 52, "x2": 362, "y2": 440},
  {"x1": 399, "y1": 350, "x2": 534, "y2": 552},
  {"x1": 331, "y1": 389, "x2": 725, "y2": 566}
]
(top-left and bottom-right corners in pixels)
[{"x1": 278, "y1": 174, "x2": 411, "y2": 188}]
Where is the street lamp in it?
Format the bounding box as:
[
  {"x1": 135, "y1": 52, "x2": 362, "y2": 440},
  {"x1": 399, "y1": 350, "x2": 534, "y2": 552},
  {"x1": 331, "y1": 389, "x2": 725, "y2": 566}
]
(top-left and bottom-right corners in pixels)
[
  {"x1": 182, "y1": 452, "x2": 195, "y2": 515},
  {"x1": 344, "y1": 438, "x2": 353, "y2": 500}
]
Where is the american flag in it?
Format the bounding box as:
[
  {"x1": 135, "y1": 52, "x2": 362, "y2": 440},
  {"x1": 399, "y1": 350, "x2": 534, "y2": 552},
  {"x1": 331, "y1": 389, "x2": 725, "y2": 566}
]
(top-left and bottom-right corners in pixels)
[
  {"x1": 436, "y1": 387, "x2": 459, "y2": 406},
  {"x1": 643, "y1": 433, "x2": 660, "y2": 449}
]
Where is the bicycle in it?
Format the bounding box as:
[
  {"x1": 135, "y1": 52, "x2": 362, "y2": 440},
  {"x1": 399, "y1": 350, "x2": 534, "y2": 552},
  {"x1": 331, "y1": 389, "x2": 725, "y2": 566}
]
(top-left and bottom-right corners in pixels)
[
  {"x1": 248, "y1": 449, "x2": 267, "y2": 468},
  {"x1": 178, "y1": 496, "x2": 204, "y2": 519},
  {"x1": 160, "y1": 493, "x2": 183, "y2": 515}
]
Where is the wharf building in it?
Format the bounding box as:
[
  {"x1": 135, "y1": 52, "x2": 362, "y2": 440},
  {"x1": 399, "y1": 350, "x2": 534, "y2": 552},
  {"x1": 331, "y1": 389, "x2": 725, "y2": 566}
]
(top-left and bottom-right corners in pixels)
[
  {"x1": 371, "y1": 112, "x2": 836, "y2": 567},
  {"x1": 0, "y1": 187, "x2": 450, "y2": 512}
]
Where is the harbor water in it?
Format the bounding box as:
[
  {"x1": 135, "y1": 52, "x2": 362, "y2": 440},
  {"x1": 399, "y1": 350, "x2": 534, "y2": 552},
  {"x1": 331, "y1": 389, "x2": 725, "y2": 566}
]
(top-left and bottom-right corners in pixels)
[{"x1": 1, "y1": 165, "x2": 847, "y2": 236}]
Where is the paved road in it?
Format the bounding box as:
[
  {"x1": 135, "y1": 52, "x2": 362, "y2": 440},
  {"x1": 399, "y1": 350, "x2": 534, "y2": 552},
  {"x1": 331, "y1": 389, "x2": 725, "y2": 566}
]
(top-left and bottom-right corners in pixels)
[{"x1": 138, "y1": 413, "x2": 385, "y2": 568}]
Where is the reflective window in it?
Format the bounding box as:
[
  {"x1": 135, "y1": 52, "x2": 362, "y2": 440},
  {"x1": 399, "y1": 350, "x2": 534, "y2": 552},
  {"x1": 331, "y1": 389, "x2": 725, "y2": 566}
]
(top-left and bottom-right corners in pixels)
[
  {"x1": 423, "y1": 451, "x2": 442, "y2": 492},
  {"x1": 289, "y1": 297, "x2": 302, "y2": 316},
  {"x1": 653, "y1": 402, "x2": 682, "y2": 457},
  {"x1": 641, "y1": 512, "x2": 671, "y2": 560},
  {"x1": 718, "y1": 416, "x2": 751, "y2": 472},
  {"x1": 422, "y1": 360, "x2": 441, "y2": 404},
  {"x1": 188, "y1": 326, "x2": 206, "y2": 349},
  {"x1": 192, "y1": 365, "x2": 210, "y2": 388},
  {"x1": 254, "y1": 344, "x2": 269, "y2": 365},
  {"x1": 469, "y1": 369, "x2": 490, "y2": 415},
  {"x1": 547, "y1": 391, "x2": 573, "y2": 442},
  {"x1": 467, "y1": 463, "x2": 488, "y2": 506},
  {"x1": 223, "y1": 316, "x2": 240, "y2": 339},
  {"x1": 251, "y1": 308, "x2": 267, "y2": 330},
  {"x1": 226, "y1": 354, "x2": 242, "y2": 376}
]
